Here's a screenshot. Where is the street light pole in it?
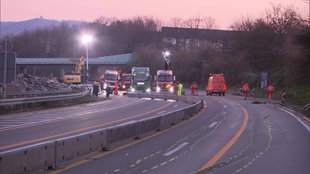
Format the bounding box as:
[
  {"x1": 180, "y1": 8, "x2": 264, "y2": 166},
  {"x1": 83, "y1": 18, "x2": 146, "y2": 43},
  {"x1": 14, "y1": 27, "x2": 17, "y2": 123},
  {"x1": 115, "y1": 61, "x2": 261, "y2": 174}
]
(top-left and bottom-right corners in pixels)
[
  {"x1": 86, "y1": 42, "x2": 89, "y2": 82},
  {"x1": 82, "y1": 34, "x2": 92, "y2": 83}
]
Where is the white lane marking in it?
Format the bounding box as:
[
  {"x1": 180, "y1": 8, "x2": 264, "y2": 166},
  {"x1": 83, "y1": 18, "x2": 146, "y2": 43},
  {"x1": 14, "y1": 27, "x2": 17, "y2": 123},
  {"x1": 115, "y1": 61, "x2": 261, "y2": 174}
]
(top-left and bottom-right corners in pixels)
[
  {"x1": 86, "y1": 103, "x2": 98, "y2": 106},
  {"x1": 158, "y1": 111, "x2": 166, "y2": 114},
  {"x1": 209, "y1": 121, "x2": 218, "y2": 128},
  {"x1": 279, "y1": 108, "x2": 310, "y2": 133},
  {"x1": 163, "y1": 142, "x2": 189, "y2": 156},
  {"x1": 218, "y1": 101, "x2": 227, "y2": 108}
]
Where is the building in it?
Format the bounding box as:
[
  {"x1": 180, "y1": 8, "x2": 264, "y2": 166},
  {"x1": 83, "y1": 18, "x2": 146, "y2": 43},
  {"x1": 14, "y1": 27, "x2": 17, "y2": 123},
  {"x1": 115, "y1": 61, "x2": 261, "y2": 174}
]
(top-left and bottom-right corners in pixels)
[
  {"x1": 16, "y1": 53, "x2": 133, "y2": 81},
  {"x1": 161, "y1": 27, "x2": 240, "y2": 51}
]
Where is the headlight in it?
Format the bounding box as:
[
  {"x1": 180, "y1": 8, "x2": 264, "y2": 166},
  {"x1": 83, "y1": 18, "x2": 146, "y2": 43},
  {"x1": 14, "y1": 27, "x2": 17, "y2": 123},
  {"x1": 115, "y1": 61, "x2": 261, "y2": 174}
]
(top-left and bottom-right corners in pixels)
[
  {"x1": 103, "y1": 83, "x2": 107, "y2": 89},
  {"x1": 131, "y1": 88, "x2": 135, "y2": 92},
  {"x1": 169, "y1": 87, "x2": 174, "y2": 93},
  {"x1": 156, "y1": 86, "x2": 160, "y2": 93},
  {"x1": 146, "y1": 88, "x2": 151, "y2": 93}
]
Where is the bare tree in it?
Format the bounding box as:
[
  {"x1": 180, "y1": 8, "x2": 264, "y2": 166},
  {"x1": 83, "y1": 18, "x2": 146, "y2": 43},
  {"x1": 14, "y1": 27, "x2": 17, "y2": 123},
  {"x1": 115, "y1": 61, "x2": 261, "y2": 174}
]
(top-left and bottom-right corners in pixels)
[
  {"x1": 184, "y1": 16, "x2": 202, "y2": 28},
  {"x1": 169, "y1": 17, "x2": 184, "y2": 28},
  {"x1": 265, "y1": 4, "x2": 302, "y2": 34},
  {"x1": 202, "y1": 16, "x2": 216, "y2": 29},
  {"x1": 230, "y1": 15, "x2": 254, "y2": 31},
  {"x1": 94, "y1": 16, "x2": 117, "y2": 26}
]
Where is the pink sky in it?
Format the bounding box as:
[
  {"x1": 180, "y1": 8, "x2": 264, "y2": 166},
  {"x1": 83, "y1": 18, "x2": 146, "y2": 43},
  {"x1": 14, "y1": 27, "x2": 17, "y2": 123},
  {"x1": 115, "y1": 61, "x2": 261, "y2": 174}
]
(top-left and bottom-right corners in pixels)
[{"x1": 1, "y1": 0, "x2": 308, "y2": 29}]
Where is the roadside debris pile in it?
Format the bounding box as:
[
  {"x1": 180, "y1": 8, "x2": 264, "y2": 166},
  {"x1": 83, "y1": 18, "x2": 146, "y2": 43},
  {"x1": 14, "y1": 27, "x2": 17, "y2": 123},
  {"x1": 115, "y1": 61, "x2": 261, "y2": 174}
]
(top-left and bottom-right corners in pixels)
[{"x1": 13, "y1": 73, "x2": 71, "y2": 92}]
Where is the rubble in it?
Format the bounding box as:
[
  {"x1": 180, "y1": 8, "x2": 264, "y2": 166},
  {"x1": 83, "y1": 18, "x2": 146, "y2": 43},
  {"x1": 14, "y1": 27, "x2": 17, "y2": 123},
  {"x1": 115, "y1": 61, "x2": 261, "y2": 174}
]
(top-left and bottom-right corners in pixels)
[
  {"x1": 0, "y1": 73, "x2": 92, "y2": 96},
  {"x1": 12, "y1": 73, "x2": 71, "y2": 92}
]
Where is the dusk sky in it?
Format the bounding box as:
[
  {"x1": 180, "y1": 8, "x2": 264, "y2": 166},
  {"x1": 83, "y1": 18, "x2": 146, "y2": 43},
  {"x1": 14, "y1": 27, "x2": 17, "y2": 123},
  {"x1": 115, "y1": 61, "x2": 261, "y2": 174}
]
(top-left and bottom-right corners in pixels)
[{"x1": 1, "y1": 0, "x2": 308, "y2": 29}]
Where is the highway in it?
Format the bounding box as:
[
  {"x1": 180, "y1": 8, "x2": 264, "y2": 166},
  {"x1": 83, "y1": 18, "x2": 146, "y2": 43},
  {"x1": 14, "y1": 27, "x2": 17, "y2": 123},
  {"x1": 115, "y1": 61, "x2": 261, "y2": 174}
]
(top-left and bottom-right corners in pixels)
[
  {"x1": 0, "y1": 94, "x2": 191, "y2": 152},
  {"x1": 51, "y1": 94, "x2": 310, "y2": 174}
]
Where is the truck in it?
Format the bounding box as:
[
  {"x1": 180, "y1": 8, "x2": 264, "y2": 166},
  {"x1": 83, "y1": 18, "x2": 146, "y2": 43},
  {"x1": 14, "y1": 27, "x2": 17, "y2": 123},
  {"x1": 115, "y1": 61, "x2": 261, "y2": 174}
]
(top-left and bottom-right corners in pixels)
[
  {"x1": 206, "y1": 73, "x2": 227, "y2": 96},
  {"x1": 154, "y1": 70, "x2": 175, "y2": 93},
  {"x1": 102, "y1": 70, "x2": 120, "y2": 91},
  {"x1": 120, "y1": 73, "x2": 132, "y2": 91},
  {"x1": 63, "y1": 56, "x2": 85, "y2": 84},
  {"x1": 131, "y1": 67, "x2": 151, "y2": 93}
]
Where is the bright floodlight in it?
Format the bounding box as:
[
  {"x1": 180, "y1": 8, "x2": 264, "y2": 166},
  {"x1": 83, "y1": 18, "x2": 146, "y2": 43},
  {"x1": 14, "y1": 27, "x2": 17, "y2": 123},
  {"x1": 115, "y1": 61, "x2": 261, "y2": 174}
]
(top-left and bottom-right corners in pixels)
[
  {"x1": 163, "y1": 50, "x2": 171, "y2": 57},
  {"x1": 82, "y1": 35, "x2": 92, "y2": 44}
]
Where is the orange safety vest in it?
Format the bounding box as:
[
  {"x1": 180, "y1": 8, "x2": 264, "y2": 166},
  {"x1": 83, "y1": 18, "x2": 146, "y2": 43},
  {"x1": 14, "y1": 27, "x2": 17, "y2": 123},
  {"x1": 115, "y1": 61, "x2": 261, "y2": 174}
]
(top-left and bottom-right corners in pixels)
[
  {"x1": 268, "y1": 85, "x2": 274, "y2": 92},
  {"x1": 243, "y1": 83, "x2": 249, "y2": 91}
]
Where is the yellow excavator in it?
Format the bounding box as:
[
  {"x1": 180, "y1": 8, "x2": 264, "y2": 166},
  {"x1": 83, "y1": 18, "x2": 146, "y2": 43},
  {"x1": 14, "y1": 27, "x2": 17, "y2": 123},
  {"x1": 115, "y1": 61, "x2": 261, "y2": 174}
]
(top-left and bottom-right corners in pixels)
[{"x1": 63, "y1": 56, "x2": 85, "y2": 84}]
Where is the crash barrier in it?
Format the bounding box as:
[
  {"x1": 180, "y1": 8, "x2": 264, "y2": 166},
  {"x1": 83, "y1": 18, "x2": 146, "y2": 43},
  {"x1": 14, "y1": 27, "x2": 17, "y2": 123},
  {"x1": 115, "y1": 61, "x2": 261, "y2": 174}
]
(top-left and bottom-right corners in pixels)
[
  {"x1": 0, "y1": 90, "x2": 90, "y2": 106},
  {"x1": 0, "y1": 90, "x2": 91, "y2": 114},
  {"x1": 127, "y1": 92, "x2": 201, "y2": 104},
  {"x1": 0, "y1": 91, "x2": 73, "y2": 99},
  {"x1": 0, "y1": 95, "x2": 203, "y2": 174}
]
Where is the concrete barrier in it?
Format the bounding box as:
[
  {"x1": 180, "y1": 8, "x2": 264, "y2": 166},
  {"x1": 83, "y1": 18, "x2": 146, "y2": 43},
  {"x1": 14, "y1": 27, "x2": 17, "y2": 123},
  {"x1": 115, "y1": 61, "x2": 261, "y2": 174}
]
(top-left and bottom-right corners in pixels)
[
  {"x1": 0, "y1": 141, "x2": 55, "y2": 174},
  {"x1": 127, "y1": 92, "x2": 201, "y2": 104},
  {"x1": 55, "y1": 129, "x2": 107, "y2": 167},
  {"x1": 106, "y1": 121, "x2": 141, "y2": 150},
  {"x1": 139, "y1": 116, "x2": 161, "y2": 137}
]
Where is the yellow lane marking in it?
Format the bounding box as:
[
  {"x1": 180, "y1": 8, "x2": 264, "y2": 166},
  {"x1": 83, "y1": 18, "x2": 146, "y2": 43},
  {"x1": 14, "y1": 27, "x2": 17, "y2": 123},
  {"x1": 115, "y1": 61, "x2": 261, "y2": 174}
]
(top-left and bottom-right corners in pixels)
[
  {"x1": 0, "y1": 102, "x2": 172, "y2": 151},
  {"x1": 199, "y1": 103, "x2": 249, "y2": 171}
]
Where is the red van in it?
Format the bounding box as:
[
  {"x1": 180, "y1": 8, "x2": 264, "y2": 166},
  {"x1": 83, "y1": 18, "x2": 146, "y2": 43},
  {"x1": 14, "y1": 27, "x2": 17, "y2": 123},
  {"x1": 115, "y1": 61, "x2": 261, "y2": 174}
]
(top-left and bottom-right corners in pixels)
[{"x1": 206, "y1": 74, "x2": 227, "y2": 96}]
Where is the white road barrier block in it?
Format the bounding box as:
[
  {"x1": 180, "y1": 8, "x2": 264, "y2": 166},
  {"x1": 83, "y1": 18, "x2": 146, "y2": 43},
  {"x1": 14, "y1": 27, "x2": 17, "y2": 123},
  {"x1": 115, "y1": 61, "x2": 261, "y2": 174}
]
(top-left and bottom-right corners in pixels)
[
  {"x1": 0, "y1": 141, "x2": 55, "y2": 174},
  {"x1": 106, "y1": 121, "x2": 141, "y2": 150},
  {"x1": 139, "y1": 116, "x2": 161, "y2": 137},
  {"x1": 55, "y1": 129, "x2": 107, "y2": 166}
]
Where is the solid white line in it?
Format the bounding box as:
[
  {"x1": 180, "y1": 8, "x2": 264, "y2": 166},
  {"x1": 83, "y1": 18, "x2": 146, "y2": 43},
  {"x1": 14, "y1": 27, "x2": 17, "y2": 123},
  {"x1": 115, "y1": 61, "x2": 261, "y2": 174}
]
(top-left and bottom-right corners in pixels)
[
  {"x1": 209, "y1": 121, "x2": 218, "y2": 128},
  {"x1": 158, "y1": 111, "x2": 166, "y2": 114},
  {"x1": 163, "y1": 142, "x2": 189, "y2": 156},
  {"x1": 279, "y1": 108, "x2": 310, "y2": 133}
]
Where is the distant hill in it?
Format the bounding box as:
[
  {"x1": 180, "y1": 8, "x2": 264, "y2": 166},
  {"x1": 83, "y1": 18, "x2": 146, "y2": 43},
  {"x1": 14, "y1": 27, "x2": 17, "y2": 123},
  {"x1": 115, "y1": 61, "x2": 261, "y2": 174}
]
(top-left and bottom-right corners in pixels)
[{"x1": 0, "y1": 17, "x2": 82, "y2": 38}]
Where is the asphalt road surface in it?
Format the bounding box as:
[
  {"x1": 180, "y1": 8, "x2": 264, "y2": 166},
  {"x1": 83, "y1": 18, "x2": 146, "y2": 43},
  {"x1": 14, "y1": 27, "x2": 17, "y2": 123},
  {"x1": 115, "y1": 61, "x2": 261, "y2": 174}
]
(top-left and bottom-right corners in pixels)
[
  {"x1": 0, "y1": 94, "x2": 191, "y2": 152},
  {"x1": 53, "y1": 94, "x2": 310, "y2": 174}
]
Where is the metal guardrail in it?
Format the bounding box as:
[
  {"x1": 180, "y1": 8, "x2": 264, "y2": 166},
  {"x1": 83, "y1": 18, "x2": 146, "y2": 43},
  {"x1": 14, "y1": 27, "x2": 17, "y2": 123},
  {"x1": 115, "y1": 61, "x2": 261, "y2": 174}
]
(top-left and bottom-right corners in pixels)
[
  {"x1": 0, "y1": 90, "x2": 90, "y2": 106},
  {"x1": 0, "y1": 94, "x2": 203, "y2": 174},
  {"x1": 0, "y1": 90, "x2": 74, "y2": 99}
]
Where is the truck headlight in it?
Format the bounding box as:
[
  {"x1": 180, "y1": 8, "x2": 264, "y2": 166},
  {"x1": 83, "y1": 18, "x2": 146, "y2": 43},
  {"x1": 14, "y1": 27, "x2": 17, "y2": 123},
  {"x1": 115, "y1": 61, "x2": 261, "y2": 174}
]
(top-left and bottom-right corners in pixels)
[
  {"x1": 146, "y1": 88, "x2": 151, "y2": 93},
  {"x1": 156, "y1": 86, "x2": 160, "y2": 93}
]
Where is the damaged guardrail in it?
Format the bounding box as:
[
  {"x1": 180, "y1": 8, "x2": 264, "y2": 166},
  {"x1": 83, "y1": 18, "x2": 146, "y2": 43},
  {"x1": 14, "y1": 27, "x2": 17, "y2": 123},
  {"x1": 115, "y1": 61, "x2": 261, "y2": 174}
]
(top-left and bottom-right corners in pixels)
[{"x1": 0, "y1": 94, "x2": 203, "y2": 174}]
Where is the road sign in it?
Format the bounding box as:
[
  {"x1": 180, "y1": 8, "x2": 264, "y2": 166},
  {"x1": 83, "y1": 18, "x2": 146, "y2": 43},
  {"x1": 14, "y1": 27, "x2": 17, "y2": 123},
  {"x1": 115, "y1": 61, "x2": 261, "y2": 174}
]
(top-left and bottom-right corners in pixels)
[
  {"x1": 261, "y1": 71, "x2": 267, "y2": 89},
  {"x1": 0, "y1": 40, "x2": 13, "y2": 52},
  {"x1": 0, "y1": 40, "x2": 15, "y2": 98}
]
